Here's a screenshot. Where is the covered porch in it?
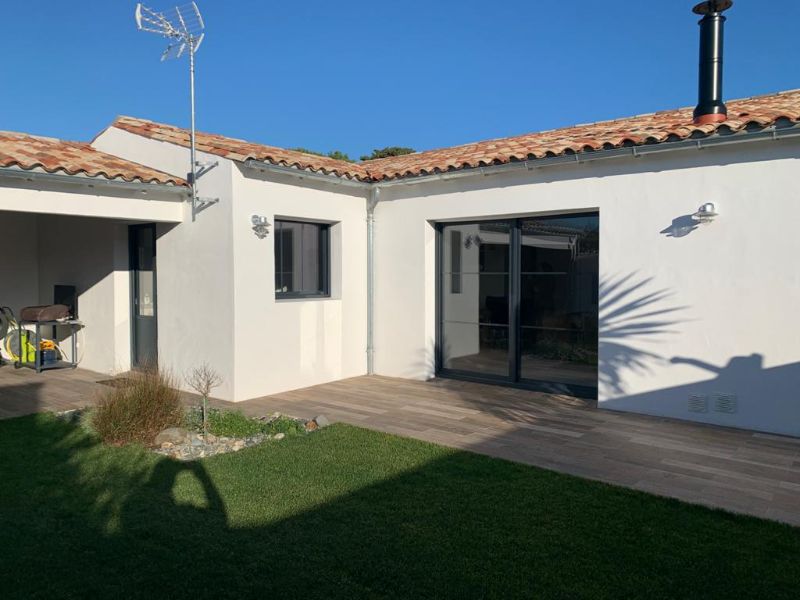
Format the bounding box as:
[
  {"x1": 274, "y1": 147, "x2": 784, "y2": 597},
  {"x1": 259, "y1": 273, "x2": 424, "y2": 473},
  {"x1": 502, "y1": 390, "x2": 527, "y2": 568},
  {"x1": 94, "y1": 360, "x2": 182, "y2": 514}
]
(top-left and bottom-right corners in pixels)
[{"x1": 0, "y1": 131, "x2": 187, "y2": 384}]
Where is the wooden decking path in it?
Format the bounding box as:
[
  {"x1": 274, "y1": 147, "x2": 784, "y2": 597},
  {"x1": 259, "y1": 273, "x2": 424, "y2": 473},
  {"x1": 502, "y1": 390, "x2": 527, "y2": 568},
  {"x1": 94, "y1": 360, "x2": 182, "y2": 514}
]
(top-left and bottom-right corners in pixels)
[
  {"x1": 0, "y1": 364, "x2": 105, "y2": 418},
  {"x1": 2, "y1": 365, "x2": 800, "y2": 526}
]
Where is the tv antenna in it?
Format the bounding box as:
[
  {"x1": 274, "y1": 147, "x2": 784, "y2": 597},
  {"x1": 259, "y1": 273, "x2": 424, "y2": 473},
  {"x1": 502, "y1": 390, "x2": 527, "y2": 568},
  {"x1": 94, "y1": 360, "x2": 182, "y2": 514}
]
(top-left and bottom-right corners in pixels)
[{"x1": 135, "y1": 2, "x2": 218, "y2": 217}]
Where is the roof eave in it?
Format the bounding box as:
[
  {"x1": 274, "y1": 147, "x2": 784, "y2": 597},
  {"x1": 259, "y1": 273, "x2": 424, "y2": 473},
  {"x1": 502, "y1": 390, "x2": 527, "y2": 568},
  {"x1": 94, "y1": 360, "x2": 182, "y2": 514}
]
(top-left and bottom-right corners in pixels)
[{"x1": 0, "y1": 166, "x2": 190, "y2": 197}]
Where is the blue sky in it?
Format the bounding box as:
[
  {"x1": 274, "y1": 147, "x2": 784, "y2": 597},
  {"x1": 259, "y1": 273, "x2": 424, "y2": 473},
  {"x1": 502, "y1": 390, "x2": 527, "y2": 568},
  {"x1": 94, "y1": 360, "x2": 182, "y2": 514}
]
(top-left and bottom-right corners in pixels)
[{"x1": 1, "y1": 1, "x2": 796, "y2": 159}]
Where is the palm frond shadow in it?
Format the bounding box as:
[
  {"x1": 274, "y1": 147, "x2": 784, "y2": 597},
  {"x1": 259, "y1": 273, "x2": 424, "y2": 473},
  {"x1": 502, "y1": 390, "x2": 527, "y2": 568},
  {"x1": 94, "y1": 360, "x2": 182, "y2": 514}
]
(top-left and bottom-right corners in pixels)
[{"x1": 599, "y1": 273, "x2": 688, "y2": 395}]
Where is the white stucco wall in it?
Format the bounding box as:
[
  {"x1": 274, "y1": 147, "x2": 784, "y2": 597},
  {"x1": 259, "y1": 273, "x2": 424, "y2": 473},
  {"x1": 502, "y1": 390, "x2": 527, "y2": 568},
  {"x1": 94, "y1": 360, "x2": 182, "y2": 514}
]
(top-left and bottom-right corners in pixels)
[
  {"x1": 229, "y1": 167, "x2": 368, "y2": 400},
  {"x1": 94, "y1": 127, "x2": 369, "y2": 401},
  {"x1": 373, "y1": 140, "x2": 800, "y2": 437},
  {"x1": 94, "y1": 127, "x2": 238, "y2": 399}
]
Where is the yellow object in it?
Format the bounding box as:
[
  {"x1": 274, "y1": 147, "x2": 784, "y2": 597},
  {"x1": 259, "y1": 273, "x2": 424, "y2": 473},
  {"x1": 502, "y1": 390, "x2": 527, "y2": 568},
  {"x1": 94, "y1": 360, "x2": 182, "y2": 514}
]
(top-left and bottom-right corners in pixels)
[
  {"x1": 40, "y1": 340, "x2": 56, "y2": 351},
  {"x1": 20, "y1": 332, "x2": 36, "y2": 363}
]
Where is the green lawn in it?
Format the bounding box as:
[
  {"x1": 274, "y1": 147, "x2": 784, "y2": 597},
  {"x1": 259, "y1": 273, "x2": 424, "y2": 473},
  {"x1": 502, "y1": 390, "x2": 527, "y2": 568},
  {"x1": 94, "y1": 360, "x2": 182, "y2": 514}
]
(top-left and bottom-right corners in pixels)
[{"x1": 1, "y1": 414, "x2": 799, "y2": 599}]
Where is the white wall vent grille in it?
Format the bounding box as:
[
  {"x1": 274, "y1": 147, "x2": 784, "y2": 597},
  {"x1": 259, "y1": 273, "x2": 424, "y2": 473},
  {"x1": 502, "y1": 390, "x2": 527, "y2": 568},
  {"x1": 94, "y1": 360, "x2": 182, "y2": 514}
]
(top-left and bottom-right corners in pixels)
[
  {"x1": 688, "y1": 395, "x2": 709, "y2": 413},
  {"x1": 713, "y1": 393, "x2": 738, "y2": 414}
]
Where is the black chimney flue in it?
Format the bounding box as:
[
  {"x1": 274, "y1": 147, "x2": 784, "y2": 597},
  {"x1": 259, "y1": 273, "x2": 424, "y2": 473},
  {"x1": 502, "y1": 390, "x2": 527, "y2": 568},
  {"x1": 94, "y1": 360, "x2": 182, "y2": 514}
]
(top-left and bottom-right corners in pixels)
[{"x1": 692, "y1": 0, "x2": 733, "y2": 125}]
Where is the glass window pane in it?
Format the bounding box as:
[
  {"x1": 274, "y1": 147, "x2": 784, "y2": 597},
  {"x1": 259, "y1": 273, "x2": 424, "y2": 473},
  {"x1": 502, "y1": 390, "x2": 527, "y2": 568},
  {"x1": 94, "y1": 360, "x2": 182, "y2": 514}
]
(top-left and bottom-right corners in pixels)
[
  {"x1": 442, "y1": 273, "x2": 509, "y2": 326},
  {"x1": 520, "y1": 328, "x2": 597, "y2": 388},
  {"x1": 519, "y1": 214, "x2": 599, "y2": 386},
  {"x1": 443, "y1": 323, "x2": 509, "y2": 376},
  {"x1": 136, "y1": 228, "x2": 155, "y2": 317},
  {"x1": 300, "y1": 223, "x2": 321, "y2": 292},
  {"x1": 274, "y1": 220, "x2": 329, "y2": 296},
  {"x1": 441, "y1": 221, "x2": 510, "y2": 377},
  {"x1": 450, "y1": 230, "x2": 462, "y2": 294},
  {"x1": 137, "y1": 271, "x2": 155, "y2": 317}
]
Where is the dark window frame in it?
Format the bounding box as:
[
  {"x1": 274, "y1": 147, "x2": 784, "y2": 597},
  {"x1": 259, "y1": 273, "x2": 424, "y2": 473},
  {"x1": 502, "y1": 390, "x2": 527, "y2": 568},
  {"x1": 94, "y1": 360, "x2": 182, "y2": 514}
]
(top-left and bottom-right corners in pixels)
[{"x1": 274, "y1": 219, "x2": 331, "y2": 299}]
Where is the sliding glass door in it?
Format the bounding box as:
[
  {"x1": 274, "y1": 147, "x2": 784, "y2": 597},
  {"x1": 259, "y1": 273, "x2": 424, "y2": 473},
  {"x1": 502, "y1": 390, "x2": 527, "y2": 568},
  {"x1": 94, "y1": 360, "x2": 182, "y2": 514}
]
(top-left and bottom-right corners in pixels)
[{"x1": 438, "y1": 213, "x2": 599, "y2": 397}]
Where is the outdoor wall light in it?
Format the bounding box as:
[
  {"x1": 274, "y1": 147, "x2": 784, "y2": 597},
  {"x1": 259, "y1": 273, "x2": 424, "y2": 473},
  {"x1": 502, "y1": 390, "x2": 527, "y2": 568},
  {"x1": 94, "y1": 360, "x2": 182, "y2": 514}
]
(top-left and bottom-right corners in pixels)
[
  {"x1": 251, "y1": 215, "x2": 271, "y2": 239},
  {"x1": 692, "y1": 202, "x2": 718, "y2": 223}
]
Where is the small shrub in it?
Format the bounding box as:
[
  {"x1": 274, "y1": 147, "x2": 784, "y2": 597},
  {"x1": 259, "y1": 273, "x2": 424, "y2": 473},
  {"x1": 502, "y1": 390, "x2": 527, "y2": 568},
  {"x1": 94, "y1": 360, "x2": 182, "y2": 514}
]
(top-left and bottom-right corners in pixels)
[
  {"x1": 207, "y1": 410, "x2": 263, "y2": 438},
  {"x1": 92, "y1": 368, "x2": 183, "y2": 446},
  {"x1": 184, "y1": 407, "x2": 306, "y2": 438},
  {"x1": 263, "y1": 416, "x2": 306, "y2": 437}
]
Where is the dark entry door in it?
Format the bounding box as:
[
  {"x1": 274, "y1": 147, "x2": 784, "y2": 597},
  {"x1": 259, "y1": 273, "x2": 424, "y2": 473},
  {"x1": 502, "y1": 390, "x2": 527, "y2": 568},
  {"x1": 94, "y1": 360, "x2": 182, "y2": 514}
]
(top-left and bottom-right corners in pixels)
[
  {"x1": 437, "y1": 213, "x2": 599, "y2": 398},
  {"x1": 130, "y1": 224, "x2": 158, "y2": 368}
]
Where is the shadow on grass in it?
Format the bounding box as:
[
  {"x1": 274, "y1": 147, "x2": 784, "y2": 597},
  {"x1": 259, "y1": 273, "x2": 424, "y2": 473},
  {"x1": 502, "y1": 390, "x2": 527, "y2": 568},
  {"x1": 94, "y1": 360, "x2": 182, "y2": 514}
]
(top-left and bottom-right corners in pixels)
[{"x1": 1, "y1": 414, "x2": 800, "y2": 600}]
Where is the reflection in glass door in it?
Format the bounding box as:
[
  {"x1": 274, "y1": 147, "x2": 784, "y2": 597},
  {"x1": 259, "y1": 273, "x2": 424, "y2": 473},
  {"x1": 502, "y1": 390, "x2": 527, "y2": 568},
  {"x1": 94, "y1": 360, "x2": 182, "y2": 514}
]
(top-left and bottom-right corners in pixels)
[
  {"x1": 440, "y1": 221, "x2": 511, "y2": 377},
  {"x1": 518, "y1": 215, "x2": 598, "y2": 390},
  {"x1": 437, "y1": 213, "x2": 598, "y2": 396}
]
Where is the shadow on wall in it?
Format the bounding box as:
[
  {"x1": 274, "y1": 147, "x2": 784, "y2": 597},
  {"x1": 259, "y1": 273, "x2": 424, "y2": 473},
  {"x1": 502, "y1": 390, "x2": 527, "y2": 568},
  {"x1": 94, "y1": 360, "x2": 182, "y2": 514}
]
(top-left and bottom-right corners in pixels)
[
  {"x1": 598, "y1": 273, "x2": 688, "y2": 396},
  {"x1": 659, "y1": 214, "x2": 699, "y2": 238},
  {"x1": 605, "y1": 353, "x2": 800, "y2": 437},
  {"x1": 597, "y1": 275, "x2": 800, "y2": 436}
]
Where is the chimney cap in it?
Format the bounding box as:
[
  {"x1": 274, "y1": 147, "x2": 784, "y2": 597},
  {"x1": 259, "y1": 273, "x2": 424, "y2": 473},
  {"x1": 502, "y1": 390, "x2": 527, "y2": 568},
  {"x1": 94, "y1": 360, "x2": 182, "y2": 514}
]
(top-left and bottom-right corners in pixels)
[{"x1": 693, "y1": 0, "x2": 733, "y2": 15}]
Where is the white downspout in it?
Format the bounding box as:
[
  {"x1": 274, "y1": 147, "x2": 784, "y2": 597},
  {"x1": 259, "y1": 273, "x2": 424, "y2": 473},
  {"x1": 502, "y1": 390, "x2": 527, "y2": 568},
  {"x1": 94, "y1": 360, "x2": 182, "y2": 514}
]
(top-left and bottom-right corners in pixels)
[{"x1": 366, "y1": 186, "x2": 380, "y2": 374}]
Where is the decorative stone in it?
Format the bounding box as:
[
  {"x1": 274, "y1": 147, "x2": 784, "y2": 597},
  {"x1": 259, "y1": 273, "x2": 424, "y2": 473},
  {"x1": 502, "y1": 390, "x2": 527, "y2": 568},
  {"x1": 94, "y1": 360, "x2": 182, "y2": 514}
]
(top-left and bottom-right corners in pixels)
[
  {"x1": 154, "y1": 427, "x2": 190, "y2": 445},
  {"x1": 55, "y1": 409, "x2": 84, "y2": 423},
  {"x1": 313, "y1": 415, "x2": 330, "y2": 428},
  {"x1": 146, "y1": 412, "x2": 310, "y2": 461}
]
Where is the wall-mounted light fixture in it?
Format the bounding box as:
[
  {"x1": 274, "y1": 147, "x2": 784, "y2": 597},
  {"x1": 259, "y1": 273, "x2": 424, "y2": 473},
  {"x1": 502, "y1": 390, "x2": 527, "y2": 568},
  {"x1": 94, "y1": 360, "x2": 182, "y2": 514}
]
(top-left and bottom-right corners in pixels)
[
  {"x1": 251, "y1": 215, "x2": 271, "y2": 239},
  {"x1": 692, "y1": 202, "x2": 718, "y2": 223}
]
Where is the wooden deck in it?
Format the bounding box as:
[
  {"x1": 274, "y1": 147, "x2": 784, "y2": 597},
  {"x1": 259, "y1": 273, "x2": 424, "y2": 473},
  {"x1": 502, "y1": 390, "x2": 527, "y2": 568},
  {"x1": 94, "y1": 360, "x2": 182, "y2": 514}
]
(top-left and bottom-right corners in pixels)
[
  {"x1": 2, "y1": 365, "x2": 800, "y2": 526},
  {"x1": 0, "y1": 363, "x2": 105, "y2": 418}
]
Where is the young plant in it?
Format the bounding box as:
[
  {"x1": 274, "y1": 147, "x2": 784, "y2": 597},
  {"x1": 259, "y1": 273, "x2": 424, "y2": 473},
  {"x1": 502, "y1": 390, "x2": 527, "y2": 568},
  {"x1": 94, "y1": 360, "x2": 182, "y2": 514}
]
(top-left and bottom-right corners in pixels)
[{"x1": 185, "y1": 363, "x2": 222, "y2": 440}]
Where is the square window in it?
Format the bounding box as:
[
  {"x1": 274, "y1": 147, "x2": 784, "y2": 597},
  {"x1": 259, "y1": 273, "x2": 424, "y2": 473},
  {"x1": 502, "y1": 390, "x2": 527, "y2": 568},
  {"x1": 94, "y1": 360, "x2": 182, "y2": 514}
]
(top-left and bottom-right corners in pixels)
[{"x1": 274, "y1": 220, "x2": 330, "y2": 298}]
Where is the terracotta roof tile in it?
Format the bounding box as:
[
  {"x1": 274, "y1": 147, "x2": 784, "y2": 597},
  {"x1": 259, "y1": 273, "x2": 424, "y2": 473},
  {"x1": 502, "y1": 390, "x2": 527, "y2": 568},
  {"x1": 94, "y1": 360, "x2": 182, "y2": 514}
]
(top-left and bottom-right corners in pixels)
[
  {"x1": 364, "y1": 89, "x2": 800, "y2": 180},
  {"x1": 0, "y1": 132, "x2": 186, "y2": 186},
  {"x1": 112, "y1": 89, "x2": 800, "y2": 184},
  {"x1": 111, "y1": 116, "x2": 371, "y2": 181}
]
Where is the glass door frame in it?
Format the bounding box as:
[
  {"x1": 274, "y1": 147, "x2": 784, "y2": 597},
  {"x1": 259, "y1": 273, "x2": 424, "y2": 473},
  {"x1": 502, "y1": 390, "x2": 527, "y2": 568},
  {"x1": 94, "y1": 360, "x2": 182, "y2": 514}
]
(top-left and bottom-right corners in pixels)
[{"x1": 435, "y1": 214, "x2": 598, "y2": 399}]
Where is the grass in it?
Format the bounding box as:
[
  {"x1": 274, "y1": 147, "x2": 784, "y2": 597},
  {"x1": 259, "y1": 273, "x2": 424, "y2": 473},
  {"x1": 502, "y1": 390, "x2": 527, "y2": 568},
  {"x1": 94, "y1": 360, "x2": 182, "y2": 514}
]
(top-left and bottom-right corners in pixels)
[
  {"x1": 1, "y1": 414, "x2": 799, "y2": 599},
  {"x1": 184, "y1": 407, "x2": 306, "y2": 438}
]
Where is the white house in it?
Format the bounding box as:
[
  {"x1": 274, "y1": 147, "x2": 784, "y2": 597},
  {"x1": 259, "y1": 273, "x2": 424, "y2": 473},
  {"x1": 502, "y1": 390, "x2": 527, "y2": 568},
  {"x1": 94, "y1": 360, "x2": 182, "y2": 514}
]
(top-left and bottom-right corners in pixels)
[
  {"x1": 2, "y1": 1, "x2": 800, "y2": 436},
  {"x1": 86, "y1": 87, "x2": 800, "y2": 439}
]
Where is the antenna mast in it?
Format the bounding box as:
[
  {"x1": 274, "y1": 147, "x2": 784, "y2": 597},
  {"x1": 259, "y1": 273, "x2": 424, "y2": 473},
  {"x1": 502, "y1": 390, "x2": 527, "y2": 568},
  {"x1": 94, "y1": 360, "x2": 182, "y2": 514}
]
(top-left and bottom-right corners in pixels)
[{"x1": 134, "y1": 2, "x2": 217, "y2": 217}]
